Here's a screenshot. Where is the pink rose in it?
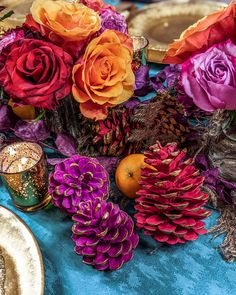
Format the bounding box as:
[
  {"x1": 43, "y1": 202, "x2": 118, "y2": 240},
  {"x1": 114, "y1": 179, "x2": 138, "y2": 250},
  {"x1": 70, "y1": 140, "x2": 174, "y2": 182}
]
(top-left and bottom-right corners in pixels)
[{"x1": 182, "y1": 39, "x2": 236, "y2": 112}]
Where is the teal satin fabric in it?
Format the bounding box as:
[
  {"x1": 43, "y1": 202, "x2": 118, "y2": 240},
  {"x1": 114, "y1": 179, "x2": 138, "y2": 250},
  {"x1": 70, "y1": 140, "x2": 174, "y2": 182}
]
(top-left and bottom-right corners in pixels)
[{"x1": 1, "y1": 183, "x2": 236, "y2": 295}]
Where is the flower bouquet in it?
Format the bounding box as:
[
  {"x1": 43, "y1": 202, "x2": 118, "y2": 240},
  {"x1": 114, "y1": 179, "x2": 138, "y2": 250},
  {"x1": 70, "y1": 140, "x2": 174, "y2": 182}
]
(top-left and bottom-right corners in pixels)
[
  {"x1": 1, "y1": 0, "x2": 236, "y2": 271},
  {"x1": 0, "y1": 0, "x2": 148, "y2": 157}
]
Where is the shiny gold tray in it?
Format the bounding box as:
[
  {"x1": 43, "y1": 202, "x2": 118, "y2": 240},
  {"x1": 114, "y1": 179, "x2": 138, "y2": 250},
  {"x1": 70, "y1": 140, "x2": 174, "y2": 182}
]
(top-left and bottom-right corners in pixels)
[
  {"x1": 128, "y1": 0, "x2": 227, "y2": 63},
  {"x1": 0, "y1": 0, "x2": 32, "y2": 30},
  {"x1": 0, "y1": 206, "x2": 44, "y2": 295}
]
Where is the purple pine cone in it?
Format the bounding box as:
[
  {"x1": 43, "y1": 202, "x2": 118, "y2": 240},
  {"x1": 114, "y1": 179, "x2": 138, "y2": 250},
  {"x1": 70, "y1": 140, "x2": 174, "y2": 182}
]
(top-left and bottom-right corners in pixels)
[
  {"x1": 72, "y1": 199, "x2": 139, "y2": 271},
  {"x1": 99, "y1": 9, "x2": 128, "y2": 34},
  {"x1": 49, "y1": 155, "x2": 109, "y2": 214}
]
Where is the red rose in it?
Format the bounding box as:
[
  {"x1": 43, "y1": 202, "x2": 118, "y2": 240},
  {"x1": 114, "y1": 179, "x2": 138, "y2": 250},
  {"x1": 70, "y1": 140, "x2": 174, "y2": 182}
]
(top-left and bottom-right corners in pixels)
[{"x1": 0, "y1": 39, "x2": 73, "y2": 109}]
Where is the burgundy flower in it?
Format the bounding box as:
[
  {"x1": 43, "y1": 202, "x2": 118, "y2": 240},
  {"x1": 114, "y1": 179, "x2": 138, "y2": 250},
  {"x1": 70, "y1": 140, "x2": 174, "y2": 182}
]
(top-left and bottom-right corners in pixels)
[
  {"x1": 49, "y1": 155, "x2": 109, "y2": 214},
  {"x1": 0, "y1": 39, "x2": 73, "y2": 110},
  {"x1": 72, "y1": 199, "x2": 139, "y2": 271}
]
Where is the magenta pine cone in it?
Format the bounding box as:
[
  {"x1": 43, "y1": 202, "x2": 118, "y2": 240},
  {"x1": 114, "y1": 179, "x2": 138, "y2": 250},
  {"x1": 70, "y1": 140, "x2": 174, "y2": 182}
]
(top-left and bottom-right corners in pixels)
[
  {"x1": 72, "y1": 199, "x2": 139, "y2": 271},
  {"x1": 49, "y1": 155, "x2": 109, "y2": 214}
]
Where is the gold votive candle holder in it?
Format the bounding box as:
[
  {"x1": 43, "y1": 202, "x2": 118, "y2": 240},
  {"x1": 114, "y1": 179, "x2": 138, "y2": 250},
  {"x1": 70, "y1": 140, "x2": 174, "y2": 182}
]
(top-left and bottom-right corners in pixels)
[
  {"x1": 0, "y1": 142, "x2": 51, "y2": 212},
  {"x1": 131, "y1": 36, "x2": 149, "y2": 70}
]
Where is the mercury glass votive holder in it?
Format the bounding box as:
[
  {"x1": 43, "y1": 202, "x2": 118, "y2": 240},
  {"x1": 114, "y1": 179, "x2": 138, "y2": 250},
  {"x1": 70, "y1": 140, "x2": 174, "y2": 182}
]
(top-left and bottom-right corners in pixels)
[
  {"x1": 131, "y1": 36, "x2": 149, "y2": 71},
  {"x1": 0, "y1": 142, "x2": 51, "y2": 212}
]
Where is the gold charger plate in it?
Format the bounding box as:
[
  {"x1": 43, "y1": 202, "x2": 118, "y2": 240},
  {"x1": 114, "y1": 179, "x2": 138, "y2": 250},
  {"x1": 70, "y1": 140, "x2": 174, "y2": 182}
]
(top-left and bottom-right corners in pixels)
[
  {"x1": 128, "y1": 0, "x2": 227, "y2": 63},
  {"x1": 0, "y1": 0, "x2": 33, "y2": 31},
  {"x1": 0, "y1": 206, "x2": 44, "y2": 295}
]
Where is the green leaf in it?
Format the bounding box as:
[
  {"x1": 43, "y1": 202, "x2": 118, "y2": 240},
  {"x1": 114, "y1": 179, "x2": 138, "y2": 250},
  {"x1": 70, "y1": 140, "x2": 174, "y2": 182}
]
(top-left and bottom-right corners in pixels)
[
  {"x1": 0, "y1": 10, "x2": 14, "y2": 22},
  {"x1": 33, "y1": 110, "x2": 45, "y2": 122}
]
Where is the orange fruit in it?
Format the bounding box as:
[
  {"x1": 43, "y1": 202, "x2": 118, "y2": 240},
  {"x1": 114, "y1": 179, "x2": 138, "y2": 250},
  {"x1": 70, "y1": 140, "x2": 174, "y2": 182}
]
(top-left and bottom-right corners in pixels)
[
  {"x1": 115, "y1": 154, "x2": 151, "y2": 199},
  {"x1": 8, "y1": 99, "x2": 36, "y2": 120}
]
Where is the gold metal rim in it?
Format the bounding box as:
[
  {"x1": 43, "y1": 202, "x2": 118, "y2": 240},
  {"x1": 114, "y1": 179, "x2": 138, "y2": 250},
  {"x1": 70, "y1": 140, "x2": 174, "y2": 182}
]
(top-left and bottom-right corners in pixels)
[
  {"x1": 13, "y1": 193, "x2": 52, "y2": 212},
  {"x1": 128, "y1": 0, "x2": 227, "y2": 63},
  {"x1": 0, "y1": 142, "x2": 44, "y2": 175},
  {"x1": 0, "y1": 205, "x2": 45, "y2": 295}
]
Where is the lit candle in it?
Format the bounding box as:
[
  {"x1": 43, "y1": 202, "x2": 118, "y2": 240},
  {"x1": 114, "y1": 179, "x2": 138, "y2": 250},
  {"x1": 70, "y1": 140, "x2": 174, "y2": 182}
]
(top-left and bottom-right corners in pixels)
[{"x1": 0, "y1": 142, "x2": 51, "y2": 212}]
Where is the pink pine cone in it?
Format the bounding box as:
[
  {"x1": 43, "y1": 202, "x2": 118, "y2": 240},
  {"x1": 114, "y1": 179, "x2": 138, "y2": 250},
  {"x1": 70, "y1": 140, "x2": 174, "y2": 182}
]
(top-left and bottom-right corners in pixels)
[
  {"x1": 49, "y1": 155, "x2": 109, "y2": 214},
  {"x1": 135, "y1": 141, "x2": 211, "y2": 245},
  {"x1": 72, "y1": 199, "x2": 139, "y2": 271}
]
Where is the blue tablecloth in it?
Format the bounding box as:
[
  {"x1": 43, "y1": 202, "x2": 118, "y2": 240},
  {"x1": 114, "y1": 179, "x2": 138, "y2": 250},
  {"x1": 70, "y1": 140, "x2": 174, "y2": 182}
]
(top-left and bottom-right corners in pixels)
[{"x1": 1, "y1": 184, "x2": 236, "y2": 295}]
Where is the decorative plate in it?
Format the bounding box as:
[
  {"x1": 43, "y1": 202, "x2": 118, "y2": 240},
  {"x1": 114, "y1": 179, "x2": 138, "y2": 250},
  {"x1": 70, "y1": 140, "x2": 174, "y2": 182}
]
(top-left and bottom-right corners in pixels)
[
  {"x1": 128, "y1": 0, "x2": 227, "y2": 63},
  {"x1": 0, "y1": 0, "x2": 32, "y2": 31},
  {"x1": 0, "y1": 206, "x2": 44, "y2": 295}
]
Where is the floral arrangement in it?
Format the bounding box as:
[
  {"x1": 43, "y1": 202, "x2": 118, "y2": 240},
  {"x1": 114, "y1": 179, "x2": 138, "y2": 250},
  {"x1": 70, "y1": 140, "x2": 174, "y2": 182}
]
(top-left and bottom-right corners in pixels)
[
  {"x1": 159, "y1": 0, "x2": 236, "y2": 261},
  {"x1": 0, "y1": 0, "x2": 133, "y2": 120},
  {"x1": 1, "y1": 0, "x2": 236, "y2": 271}
]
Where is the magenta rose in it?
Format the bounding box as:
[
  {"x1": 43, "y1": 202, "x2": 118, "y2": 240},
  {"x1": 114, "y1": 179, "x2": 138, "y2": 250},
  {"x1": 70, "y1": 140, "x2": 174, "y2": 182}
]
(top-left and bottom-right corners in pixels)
[
  {"x1": 182, "y1": 39, "x2": 236, "y2": 112},
  {"x1": 99, "y1": 9, "x2": 128, "y2": 34},
  {"x1": 0, "y1": 39, "x2": 73, "y2": 109}
]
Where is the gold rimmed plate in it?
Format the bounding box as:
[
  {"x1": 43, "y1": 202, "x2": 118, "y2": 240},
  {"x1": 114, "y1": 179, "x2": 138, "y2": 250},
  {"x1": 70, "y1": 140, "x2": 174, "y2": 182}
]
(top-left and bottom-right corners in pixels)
[
  {"x1": 0, "y1": 0, "x2": 33, "y2": 30},
  {"x1": 0, "y1": 206, "x2": 44, "y2": 295},
  {"x1": 128, "y1": 0, "x2": 227, "y2": 63}
]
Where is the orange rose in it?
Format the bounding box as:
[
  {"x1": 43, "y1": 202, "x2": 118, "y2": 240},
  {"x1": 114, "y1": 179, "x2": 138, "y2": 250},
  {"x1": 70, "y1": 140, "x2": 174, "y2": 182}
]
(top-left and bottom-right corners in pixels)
[
  {"x1": 163, "y1": 2, "x2": 236, "y2": 64},
  {"x1": 72, "y1": 30, "x2": 135, "y2": 121},
  {"x1": 26, "y1": 0, "x2": 100, "y2": 57},
  {"x1": 30, "y1": 0, "x2": 100, "y2": 41}
]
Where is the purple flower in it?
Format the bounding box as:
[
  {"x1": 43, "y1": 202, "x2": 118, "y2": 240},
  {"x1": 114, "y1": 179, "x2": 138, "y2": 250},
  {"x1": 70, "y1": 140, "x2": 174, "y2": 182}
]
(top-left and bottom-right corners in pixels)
[
  {"x1": 14, "y1": 119, "x2": 49, "y2": 142},
  {"x1": 196, "y1": 154, "x2": 236, "y2": 204},
  {"x1": 0, "y1": 28, "x2": 25, "y2": 54},
  {"x1": 182, "y1": 39, "x2": 236, "y2": 112},
  {"x1": 0, "y1": 105, "x2": 17, "y2": 131},
  {"x1": 134, "y1": 65, "x2": 152, "y2": 96},
  {"x1": 95, "y1": 156, "x2": 118, "y2": 174},
  {"x1": 99, "y1": 9, "x2": 128, "y2": 34},
  {"x1": 55, "y1": 133, "x2": 77, "y2": 157},
  {"x1": 151, "y1": 65, "x2": 181, "y2": 92}
]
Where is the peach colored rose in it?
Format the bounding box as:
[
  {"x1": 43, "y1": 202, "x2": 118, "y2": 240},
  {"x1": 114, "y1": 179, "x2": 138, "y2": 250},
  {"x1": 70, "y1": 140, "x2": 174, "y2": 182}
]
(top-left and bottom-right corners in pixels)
[
  {"x1": 31, "y1": 0, "x2": 100, "y2": 41},
  {"x1": 25, "y1": 0, "x2": 101, "y2": 57},
  {"x1": 163, "y1": 2, "x2": 236, "y2": 64},
  {"x1": 72, "y1": 30, "x2": 135, "y2": 120}
]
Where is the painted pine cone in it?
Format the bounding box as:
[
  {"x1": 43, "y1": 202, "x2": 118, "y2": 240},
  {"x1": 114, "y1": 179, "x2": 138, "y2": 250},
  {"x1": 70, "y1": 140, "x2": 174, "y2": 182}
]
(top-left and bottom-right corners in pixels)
[
  {"x1": 49, "y1": 155, "x2": 109, "y2": 214},
  {"x1": 72, "y1": 199, "x2": 139, "y2": 271},
  {"x1": 135, "y1": 141, "x2": 211, "y2": 245},
  {"x1": 93, "y1": 106, "x2": 141, "y2": 156}
]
